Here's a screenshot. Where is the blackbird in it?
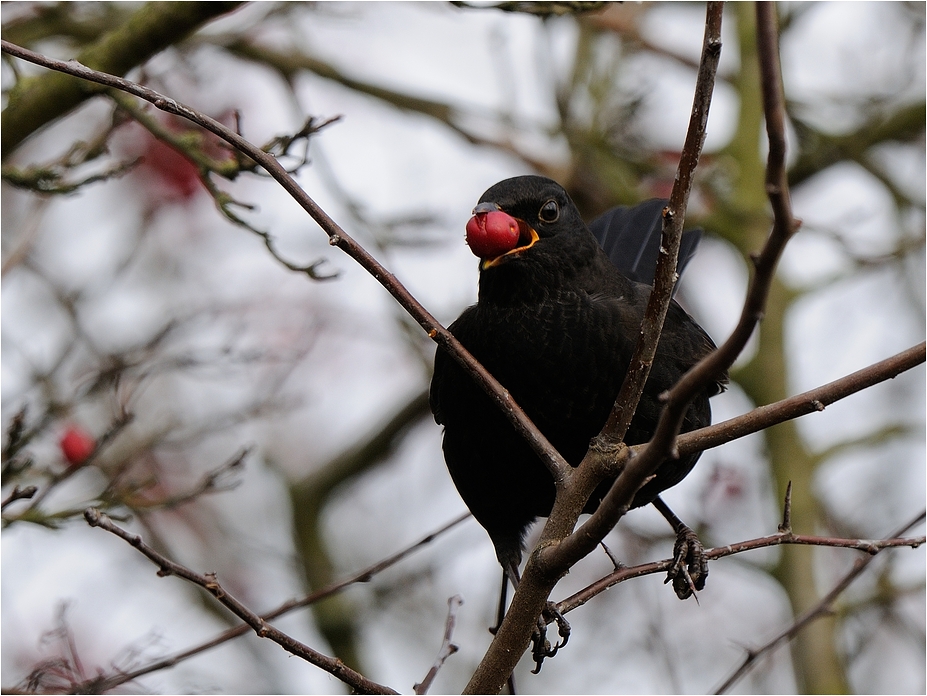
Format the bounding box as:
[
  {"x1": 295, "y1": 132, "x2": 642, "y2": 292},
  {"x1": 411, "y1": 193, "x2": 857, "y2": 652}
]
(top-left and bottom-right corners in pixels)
[{"x1": 430, "y1": 175, "x2": 726, "y2": 601}]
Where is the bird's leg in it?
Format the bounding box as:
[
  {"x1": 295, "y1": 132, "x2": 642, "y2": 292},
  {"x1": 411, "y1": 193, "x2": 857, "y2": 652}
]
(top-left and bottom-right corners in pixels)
[
  {"x1": 490, "y1": 567, "x2": 511, "y2": 635},
  {"x1": 486, "y1": 559, "x2": 520, "y2": 692},
  {"x1": 652, "y1": 495, "x2": 708, "y2": 600},
  {"x1": 497, "y1": 567, "x2": 519, "y2": 694}
]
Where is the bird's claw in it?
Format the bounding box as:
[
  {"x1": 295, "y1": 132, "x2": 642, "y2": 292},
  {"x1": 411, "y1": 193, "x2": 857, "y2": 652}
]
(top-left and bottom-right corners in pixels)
[
  {"x1": 530, "y1": 601, "x2": 570, "y2": 674},
  {"x1": 665, "y1": 524, "x2": 708, "y2": 600}
]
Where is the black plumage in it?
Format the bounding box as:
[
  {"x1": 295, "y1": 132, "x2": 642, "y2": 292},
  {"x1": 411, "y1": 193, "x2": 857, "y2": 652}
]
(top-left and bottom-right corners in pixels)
[
  {"x1": 430, "y1": 175, "x2": 726, "y2": 586},
  {"x1": 588, "y1": 197, "x2": 702, "y2": 287}
]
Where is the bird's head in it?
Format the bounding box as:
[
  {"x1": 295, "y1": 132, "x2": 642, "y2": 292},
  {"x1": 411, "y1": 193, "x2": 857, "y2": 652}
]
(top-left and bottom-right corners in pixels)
[{"x1": 465, "y1": 176, "x2": 589, "y2": 271}]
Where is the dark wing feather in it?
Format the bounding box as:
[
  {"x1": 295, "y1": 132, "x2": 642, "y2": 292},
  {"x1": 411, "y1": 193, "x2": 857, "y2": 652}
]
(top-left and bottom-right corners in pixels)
[{"x1": 588, "y1": 199, "x2": 703, "y2": 290}]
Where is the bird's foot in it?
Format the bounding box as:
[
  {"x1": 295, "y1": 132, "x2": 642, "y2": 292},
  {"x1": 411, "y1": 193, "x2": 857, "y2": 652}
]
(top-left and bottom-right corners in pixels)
[
  {"x1": 530, "y1": 601, "x2": 570, "y2": 674},
  {"x1": 665, "y1": 524, "x2": 708, "y2": 600}
]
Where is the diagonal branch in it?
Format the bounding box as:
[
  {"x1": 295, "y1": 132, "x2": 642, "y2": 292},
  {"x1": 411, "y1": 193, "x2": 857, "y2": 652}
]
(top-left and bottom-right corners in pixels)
[
  {"x1": 82, "y1": 508, "x2": 398, "y2": 695},
  {"x1": 0, "y1": 38, "x2": 571, "y2": 483},
  {"x1": 69, "y1": 512, "x2": 469, "y2": 693},
  {"x1": 1, "y1": 2, "x2": 244, "y2": 155},
  {"x1": 547, "y1": 0, "x2": 726, "y2": 578},
  {"x1": 563, "y1": 0, "x2": 800, "y2": 560},
  {"x1": 600, "y1": 0, "x2": 724, "y2": 444},
  {"x1": 674, "y1": 341, "x2": 926, "y2": 458}
]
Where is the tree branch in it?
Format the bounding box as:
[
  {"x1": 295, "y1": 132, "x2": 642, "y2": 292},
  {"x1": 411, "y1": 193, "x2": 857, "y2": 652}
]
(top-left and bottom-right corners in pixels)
[
  {"x1": 1, "y1": 484, "x2": 37, "y2": 511},
  {"x1": 0, "y1": 37, "x2": 572, "y2": 484},
  {"x1": 6, "y1": 411, "x2": 135, "y2": 525},
  {"x1": 557, "y1": 513, "x2": 926, "y2": 617},
  {"x1": 674, "y1": 341, "x2": 926, "y2": 459},
  {"x1": 599, "y1": 0, "x2": 724, "y2": 444},
  {"x1": 463, "y1": 4, "x2": 726, "y2": 692},
  {"x1": 1, "y1": 2, "x2": 244, "y2": 155},
  {"x1": 544, "y1": 0, "x2": 726, "y2": 573},
  {"x1": 5, "y1": 25, "x2": 922, "y2": 694},
  {"x1": 67, "y1": 512, "x2": 469, "y2": 693},
  {"x1": 712, "y1": 510, "x2": 926, "y2": 694},
  {"x1": 789, "y1": 101, "x2": 927, "y2": 188},
  {"x1": 82, "y1": 508, "x2": 399, "y2": 695},
  {"x1": 414, "y1": 595, "x2": 464, "y2": 695},
  {"x1": 560, "y1": 0, "x2": 800, "y2": 557}
]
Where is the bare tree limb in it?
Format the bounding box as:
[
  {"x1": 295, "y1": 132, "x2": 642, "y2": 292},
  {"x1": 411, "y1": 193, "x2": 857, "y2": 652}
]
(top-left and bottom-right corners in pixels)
[
  {"x1": 66, "y1": 512, "x2": 469, "y2": 693},
  {"x1": 557, "y1": 0, "x2": 801, "y2": 557},
  {"x1": 214, "y1": 37, "x2": 554, "y2": 174},
  {"x1": 463, "y1": 4, "x2": 726, "y2": 692},
  {"x1": 1, "y1": 485, "x2": 37, "y2": 511},
  {"x1": 542, "y1": 0, "x2": 726, "y2": 576},
  {"x1": 4, "y1": 30, "x2": 922, "y2": 695},
  {"x1": 6, "y1": 411, "x2": 135, "y2": 524},
  {"x1": 0, "y1": 37, "x2": 572, "y2": 484},
  {"x1": 674, "y1": 340, "x2": 926, "y2": 458},
  {"x1": 600, "y1": 0, "x2": 724, "y2": 445},
  {"x1": 788, "y1": 101, "x2": 926, "y2": 188},
  {"x1": 557, "y1": 514, "x2": 926, "y2": 617},
  {"x1": 82, "y1": 508, "x2": 398, "y2": 695}
]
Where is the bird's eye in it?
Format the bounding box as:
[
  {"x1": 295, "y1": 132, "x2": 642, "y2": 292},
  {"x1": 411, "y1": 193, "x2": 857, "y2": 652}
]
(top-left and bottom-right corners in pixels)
[{"x1": 539, "y1": 199, "x2": 560, "y2": 223}]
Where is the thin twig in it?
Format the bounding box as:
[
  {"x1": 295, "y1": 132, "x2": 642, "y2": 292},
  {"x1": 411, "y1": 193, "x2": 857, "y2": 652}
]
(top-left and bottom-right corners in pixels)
[
  {"x1": 547, "y1": 0, "x2": 726, "y2": 580},
  {"x1": 1, "y1": 485, "x2": 38, "y2": 511},
  {"x1": 712, "y1": 510, "x2": 927, "y2": 694},
  {"x1": 562, "y1": 0, "x2": 800, "y2": 565},
  {"x1": 414, "y1": 595, "x2": 464, "y2": 695},
  {"x1": 82, "y1": 508, "x2": 398, "y2": 695},
  {"x1": 118, "y1": 447, "x2": 250, "y2": 511},
  {"x1": 556, "y1": 514, "x2": 926, "y2": 616},
  {"x1": 17, "y1": 412, "x2": 135, "y2": 515},
  {"x1": 779, "y1": 481, "x2": 793, "y2": 532},
  {"x1": 600, "y1": 0, "x2": 724, "y2": 444}
]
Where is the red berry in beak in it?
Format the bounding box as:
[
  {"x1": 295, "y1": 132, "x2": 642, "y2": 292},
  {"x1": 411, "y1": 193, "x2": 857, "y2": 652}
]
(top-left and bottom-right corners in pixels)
[
  {"x1": 465, "y1": 210, "x2": 521, "y2": 259},
  {"x1": 60, "y1": 426, "x2": 95, "y2": 466}
]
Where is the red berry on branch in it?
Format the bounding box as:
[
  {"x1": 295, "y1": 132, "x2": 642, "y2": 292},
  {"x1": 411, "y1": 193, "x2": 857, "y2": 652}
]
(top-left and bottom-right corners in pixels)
[
  {"x1": 465, "y1": 210, "x2": 521, "y2": 259},
  {"x1": 141, "y1": 136, "x2": 202, "y2": 201},
  {"x1": 59, "y1": 427, "x2": 96, "y2": 466}
]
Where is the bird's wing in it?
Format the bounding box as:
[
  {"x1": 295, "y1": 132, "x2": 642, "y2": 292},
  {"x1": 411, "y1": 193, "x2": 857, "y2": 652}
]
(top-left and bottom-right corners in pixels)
[
  {"x1": 430, "y1": 306, "x2": 480, "y2": 426},
  {"x1": 588, "y1": 199, "x2": 703, "y2": 290}
]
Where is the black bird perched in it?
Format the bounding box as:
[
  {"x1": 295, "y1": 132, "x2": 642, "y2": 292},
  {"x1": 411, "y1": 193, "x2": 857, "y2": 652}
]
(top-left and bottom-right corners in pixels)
[{"x1": 430, "y1": 175, "x2": 726, "y2": 604}]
